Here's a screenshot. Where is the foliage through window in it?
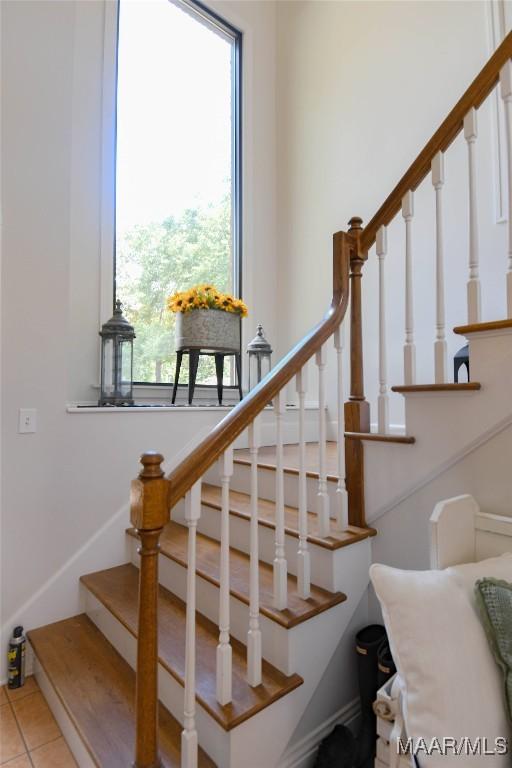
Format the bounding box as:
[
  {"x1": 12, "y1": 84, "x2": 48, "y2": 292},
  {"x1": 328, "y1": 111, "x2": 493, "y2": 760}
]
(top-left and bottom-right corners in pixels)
[{"x1": 115, "y1": 0, "x2": 241, "y2": 385}]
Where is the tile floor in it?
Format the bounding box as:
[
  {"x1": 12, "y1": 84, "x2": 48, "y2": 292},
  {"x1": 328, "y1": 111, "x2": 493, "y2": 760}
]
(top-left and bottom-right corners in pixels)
[{"x1": 0, "y1": 676, "x2": 77, "y2": 767}]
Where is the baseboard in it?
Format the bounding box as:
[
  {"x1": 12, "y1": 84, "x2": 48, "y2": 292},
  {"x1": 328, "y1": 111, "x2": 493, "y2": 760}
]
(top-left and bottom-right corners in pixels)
[{"x1": 279, "y1": 697, "x2": 360, "y2": 768}]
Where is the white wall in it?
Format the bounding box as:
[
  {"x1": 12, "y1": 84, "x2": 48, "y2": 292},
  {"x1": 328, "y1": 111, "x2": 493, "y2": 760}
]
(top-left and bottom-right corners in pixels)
[
  {"x1": 275, "y1": 0, "x2": 508, "y2": 425},
  {"x1": 0, "y1": 0, "x2": 278, "y2": 676}
]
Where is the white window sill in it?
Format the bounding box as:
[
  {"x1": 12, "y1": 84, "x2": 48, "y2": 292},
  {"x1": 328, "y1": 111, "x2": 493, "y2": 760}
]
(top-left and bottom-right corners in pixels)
[
  {"x1": 67, "y1": 402, "x2": 321, "y2": 414},
  {"x1": 67, "y1": 404, "x2": 241, "y2": 413}
]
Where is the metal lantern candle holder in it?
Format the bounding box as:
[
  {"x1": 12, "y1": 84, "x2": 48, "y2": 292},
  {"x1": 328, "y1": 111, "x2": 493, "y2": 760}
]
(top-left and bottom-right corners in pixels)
[
  {"x1": 99, "y1": 300, "x2": 136, "y2": 406},
  {"x1": 247, "y1": 324, "x2": 272, "y2": 390}
]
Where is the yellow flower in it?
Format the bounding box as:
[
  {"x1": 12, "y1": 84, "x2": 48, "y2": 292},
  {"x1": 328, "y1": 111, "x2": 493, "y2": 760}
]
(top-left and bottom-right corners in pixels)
[{"x1": 167, "y1": 284, "x2": 248, "y2": 317}]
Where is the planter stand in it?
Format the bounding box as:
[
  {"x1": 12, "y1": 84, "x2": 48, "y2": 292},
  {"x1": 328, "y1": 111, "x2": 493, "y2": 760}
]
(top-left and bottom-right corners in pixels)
[{"x1": 171, "y1": 348, "x2": 243, "y2": 405}]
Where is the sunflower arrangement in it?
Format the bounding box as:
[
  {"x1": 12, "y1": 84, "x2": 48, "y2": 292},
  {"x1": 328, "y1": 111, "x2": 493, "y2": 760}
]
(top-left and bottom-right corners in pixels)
[{"x1": 167, "y1": 284, "x2": 248, "y2": 318}]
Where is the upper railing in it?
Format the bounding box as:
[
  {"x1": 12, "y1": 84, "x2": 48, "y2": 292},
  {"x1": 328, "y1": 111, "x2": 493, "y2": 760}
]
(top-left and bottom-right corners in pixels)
[
  {"x1": 361, "y1": 31, "x2": 512, "y2": 254},
  {"x1": 350, "y1": 29, "x2": 512, "y2": 439}
]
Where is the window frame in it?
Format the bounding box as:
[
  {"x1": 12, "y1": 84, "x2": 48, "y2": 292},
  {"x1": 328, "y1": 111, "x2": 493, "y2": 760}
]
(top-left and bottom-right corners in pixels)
[{"x1": 108, "y1": 0, "x2": 243, "y2": 390}]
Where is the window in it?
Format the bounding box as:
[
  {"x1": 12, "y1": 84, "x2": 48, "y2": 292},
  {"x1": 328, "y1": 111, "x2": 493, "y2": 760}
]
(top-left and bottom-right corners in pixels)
[{"x1": 114, "y1": 0, "x2": 242, "y2": 385}]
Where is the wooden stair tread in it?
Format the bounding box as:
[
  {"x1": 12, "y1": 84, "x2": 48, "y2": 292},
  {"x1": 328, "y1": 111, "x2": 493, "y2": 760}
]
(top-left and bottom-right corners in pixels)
[
  {"x1": 344, "y1": 431, "x2": 415, "y2": 444},
  {"x1": 200, "y1": 483, "x2": 372, "y2": 551},
  {"x1": 127, "y1": 520, "x2": 347, "y2": 626},
  {"x1": 233, "y1": 442, "x2": 340, "y2": 482},
  {"x1": 454, "y1": 319, "x2": 512, "y2": 335},
  {"x1": 80, "y1": 564, "x2": 303, "y2": 731},
  {"x1": 28, "y1": 614, "x2": 215, "y2": 767},
  {"x1": 391, "y1": 382, "x2": 481, "y2": 393}
]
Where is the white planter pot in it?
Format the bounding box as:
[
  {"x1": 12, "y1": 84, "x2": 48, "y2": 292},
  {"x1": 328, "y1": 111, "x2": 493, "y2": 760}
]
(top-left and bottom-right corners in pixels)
[{"x1": 175, "y1": 309, "x2": 241, "y2": 352}]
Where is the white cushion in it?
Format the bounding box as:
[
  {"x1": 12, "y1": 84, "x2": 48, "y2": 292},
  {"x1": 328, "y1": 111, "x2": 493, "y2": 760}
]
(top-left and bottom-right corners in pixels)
[{"x1": 370, "y1": 554, "x2": 512, "y2": 767}]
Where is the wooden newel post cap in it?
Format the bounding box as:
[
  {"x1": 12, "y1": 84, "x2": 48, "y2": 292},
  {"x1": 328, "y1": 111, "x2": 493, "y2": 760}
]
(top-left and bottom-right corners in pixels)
[
  {"x1": 348, "y1": 216, "x2": 363, "y2": 232},
  {"x1": 139, "y1": 451, "x2": 165, "y2": 479},
  {"x1": 130, "y1": 451, "x2": 169, "y2": 531}
]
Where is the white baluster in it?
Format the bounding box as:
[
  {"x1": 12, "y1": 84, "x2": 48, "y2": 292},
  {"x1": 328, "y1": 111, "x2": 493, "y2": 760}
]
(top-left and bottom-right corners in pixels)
[
  {"x1": 464, "y1": 107, "x2": 481, "y2": 324},
  {"x1": 432, "y1": 152, "x2": 447, "y2": 382},
  {"x1": 376, "y1": 225, "x2": 389, "y2": 430},
  {"x1": 316, "y1": 346, "x2": 330, "y2": 538},
  {"x1": 295, "y1": 367, "x2": 311, "y2": 599},
  {"x1": 402, "y1": 191, "x2": 416, "y2": 385},
  {"x1": 216, "y1": 447, "x2": 233, "y2": 706},
  {"x1": 273, "y1": 390, "x2": 288, "y2": 610},
  {"x1": 181, "y1": 481, "x2": 201, "y2": 768},
  {"x1": 500, "y1": 61, "x2": 512, "y2": 317},
  {"x1": 333, "y1": 328, "x2": 349, "y2": 530},
  {"x1": 247, "y1": 420, "x2": 262, "y2": 686}
]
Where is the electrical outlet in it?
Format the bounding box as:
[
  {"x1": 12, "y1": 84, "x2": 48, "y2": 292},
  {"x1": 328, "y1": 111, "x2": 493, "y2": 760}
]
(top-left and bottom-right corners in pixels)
[{"x1": 18, "y1": 408, "x2": 37, "y2": 434}]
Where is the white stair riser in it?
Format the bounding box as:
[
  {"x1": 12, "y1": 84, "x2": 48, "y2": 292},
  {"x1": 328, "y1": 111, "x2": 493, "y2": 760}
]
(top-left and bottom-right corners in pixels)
[
  {"x1": 128, "y1": 536, "x2": 294, "y2": 675},
  {"x1": 195, "y1": 504, "x2": 337, "y2": 591},
  {"x1": 83, "y1": 588, "x2": 232, "y2": 768},
  {"x1": 204, "y1": 462, "x2": 339, "y2": 512},
  {"x1": 33, "y1": 657, "x2": 96, "y2": 768}
]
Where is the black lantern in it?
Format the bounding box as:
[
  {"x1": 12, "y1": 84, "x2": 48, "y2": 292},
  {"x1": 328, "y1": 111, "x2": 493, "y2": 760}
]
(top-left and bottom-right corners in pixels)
[
  {"x1": 99, "y1": 300, "x2": 136, "y2": 406},
  {"x1": 247, "y1": 324, "x2": 272, "y2": 390}
]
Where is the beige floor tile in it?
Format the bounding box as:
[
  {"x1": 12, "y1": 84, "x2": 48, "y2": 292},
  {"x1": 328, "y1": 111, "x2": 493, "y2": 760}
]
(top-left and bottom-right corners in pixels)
[
  {"x1": 0, "y1": 687, "x2": 7, "y2": 707},
  {"x1": 12, "y1": 693, "x2": 59, "y2": 751},
  {"x1": 2, "y1": 755, "x2": 31, "y2": 767},
  {"x1": 30, "y1": 738, "x2": 77, "y2": 768},
  {"x1": 6, "y1": 677, "x2": 39, "y2": 703},
  {"x1": 0, "y1": 704, "x2": 25, "y2": 765}
]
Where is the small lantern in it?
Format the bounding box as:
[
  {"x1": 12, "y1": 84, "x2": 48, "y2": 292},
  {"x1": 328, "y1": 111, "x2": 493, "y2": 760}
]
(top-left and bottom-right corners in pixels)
[
  {"x1": 99, "y1": 300, "x2": 136, "y2": 406},
  {"x1": 247, "y1": 324, "x2": 272, "y2": 390}
]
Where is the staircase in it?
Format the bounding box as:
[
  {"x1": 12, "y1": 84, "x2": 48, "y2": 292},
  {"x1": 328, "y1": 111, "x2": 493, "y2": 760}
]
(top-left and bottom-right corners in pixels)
[
  {"x1": 23, "y1": 29, "x2": 512, "y2": 768},
  {"x1": 28, "y1": 447, "x2": 373, "y2": 767}
]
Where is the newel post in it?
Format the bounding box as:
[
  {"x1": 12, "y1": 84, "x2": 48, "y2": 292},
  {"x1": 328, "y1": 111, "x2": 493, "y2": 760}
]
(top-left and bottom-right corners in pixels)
[
  {"x1": 344, "y1": 216, "x2": 370, "y2": 528},
  {"x1": 130, "y1": 452, "x2": 169, "y2": 768}
]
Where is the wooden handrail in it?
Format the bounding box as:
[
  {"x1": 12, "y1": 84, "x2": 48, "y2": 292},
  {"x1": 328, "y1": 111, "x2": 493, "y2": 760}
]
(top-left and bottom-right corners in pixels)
[
  {"x1": 361, "y1": 31, "x2": 512, "y2": 254},
  {"x1": 166, "y1": 228, "x2": 353, "y2": 510}
]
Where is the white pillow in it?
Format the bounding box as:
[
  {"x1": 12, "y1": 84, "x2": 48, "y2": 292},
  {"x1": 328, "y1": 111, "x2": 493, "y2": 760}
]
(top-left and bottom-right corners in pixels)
[{"x1": 370, "y1": 554, "x2": 512, "y2": 767}]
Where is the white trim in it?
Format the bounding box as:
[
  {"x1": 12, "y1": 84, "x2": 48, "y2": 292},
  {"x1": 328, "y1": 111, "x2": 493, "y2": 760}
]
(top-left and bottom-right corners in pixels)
[
  {"x1": 368, "y1": 408, "x2": 512, "y2": 523},
  {"x1": 34, "y1": 658, "x2": 96, "y2": 768},
  {"x1": 67, "y1": 404, "x2": 239, "y2": 413},
  {"x1": 66, "y1": 403, "x2": 317, "y2": 414},
  {"x1": 279, "y1": 698, "x2": 360, "y2": 768}
]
